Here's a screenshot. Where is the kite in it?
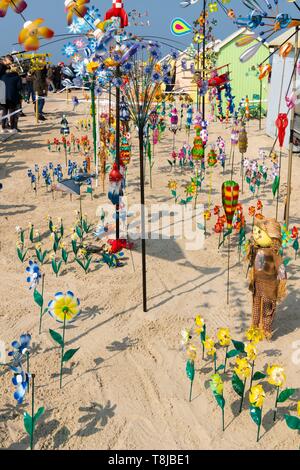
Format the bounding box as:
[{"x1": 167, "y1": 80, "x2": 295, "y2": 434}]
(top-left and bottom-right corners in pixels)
[{"x1": 170, "y1": 18, "x2": 192, "y2": 36}]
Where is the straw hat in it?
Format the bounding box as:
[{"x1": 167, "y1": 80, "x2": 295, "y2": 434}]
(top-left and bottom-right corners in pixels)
[{"x1": 255, "y1": 216, "x2": 281, "y2": 241}]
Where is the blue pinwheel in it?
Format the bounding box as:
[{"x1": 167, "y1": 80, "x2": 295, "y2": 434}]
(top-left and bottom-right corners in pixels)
[
  {"x1": 26, "y1": 260, "x2": 41, "y2": 290},
  {"x1": 10, "y1": 365, "x2": 30, "y2": 404},
  {"x1": 8, "y1": 334, "x2": 31, "y2": 365}
]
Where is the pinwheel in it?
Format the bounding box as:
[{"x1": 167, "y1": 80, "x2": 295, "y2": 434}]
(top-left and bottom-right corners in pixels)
[
  {"x1": 0, "y1": 0, "x2": 27, "y2": 18},
  {"x1": 65, "y1": 0, "x2": 90, "y2": 26},
  {"x1": 18, "y1": 19, "x2": 54, "y2": 51}
]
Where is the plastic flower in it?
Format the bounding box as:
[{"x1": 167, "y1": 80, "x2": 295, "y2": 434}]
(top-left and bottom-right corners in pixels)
[
  {"x1": 194, "y1": 315, "x2": 204, "y2": 335},
  {"x1": 249, "y1": 384, "x2": 265, "y2": 408},
  {"x1": 181, "y1": 328, "x2": 192, "y2": 348},
  {"x1": 186, "y1": 344, "x2": 197, "y2": 361},
  {"x1": 168, "y1": 180, "x2": 177, "y2": 191},
  {"x1": 245, "y1": 342, "x2": 257, "y2": 362},
  {"x1": 62, "y1": 42, "x2": 77, "y2": 58},
  {"x1": 48, "y1": 291, "x2": 80, "y2": 323},
  {"x1": 210, "y1": 373, "x2": 224, "y2": 395},
  {"x1": 246, "y1": 327, "x2": 264, "y2": 344},
  {"x1": 297, "y1": 401, "x2": 300, "y2": 417},
  {"x1": 217, "y1": 327, "x2": 231, "y2": 347},
  {"x1": 234, "y1": 357, "x2": 251, "y2": 379},
  {"x1": 8, "y1": 334, "x2": 31, "y2": 364},
  {"x1": 86, "y1": 61, "x2": 100, "y2": 74},
  {"x1": 26, "y1": 260, "x2": 41, "y2": 290},
  {"x1": 10, "y1": 365, "x2": 29, "y2": 404},
  {"x1": 204, "y1": 210, "x2": 211, "y2": 221},
  {"x1": 18, "y1": 19, "x2": 54, "y2": 51},
  {"x1": 203, "y1": 337, "x2": 216, "y2": 356},
  {"x1": 267, "y1": 365, "x2": 286, "y2": 387}
]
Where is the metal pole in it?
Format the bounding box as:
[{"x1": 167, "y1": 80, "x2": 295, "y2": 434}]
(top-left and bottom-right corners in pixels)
[
  {"x1": 90, "y1": 80, "x2": 97, "y2": 166},
  {"x1": 202, "y1": 0, "x2": 206, "y2": 120},
  {"x1": 139, "y1": 126, "x2": 147, "y2": 313},
  {"x1": 285, "y1": 26, "x2": 299, "y2": 227},
  {"x1": 115, "y1": 66, "x2": 121, "y2": 240},
  {"x1": 259, "y1": 79, "x2": 262, "y2": 131}
]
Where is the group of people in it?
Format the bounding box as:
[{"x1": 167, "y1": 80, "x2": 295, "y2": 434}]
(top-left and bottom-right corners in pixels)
[{"x1": 0, "y1": 55, "x2": 63, "y2": 134}]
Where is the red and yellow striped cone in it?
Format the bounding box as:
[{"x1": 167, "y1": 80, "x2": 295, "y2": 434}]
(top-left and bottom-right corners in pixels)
[{"x1": 222, "y1": 181, "x2": 239, "y2": 230}]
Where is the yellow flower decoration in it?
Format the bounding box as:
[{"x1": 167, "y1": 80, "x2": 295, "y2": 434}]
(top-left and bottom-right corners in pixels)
[
  {"x1": 267, "y1": 365, "x2": 286, "y2": 387},
  {"x1": 35, "y1": 242, "x2": 42, "y2": 251},
  {"x1": 168, "y1": 179, "x2": 177, "y2": 191},
  {"x1": 204, "y1": 210, "x2": 211, "y2": 221},
  {"x1": 203, "y1": 337, "x2": 216, "y2": 356},
  {"x1": 297, "y1": 401, "x2": 300, "y2": 417},
  {"x1": 181, "y1": 328, "x2": 192, "y2": 347},
  {"x1": 234, "y1": 357, "x2": 251, "y2": 379},
  {"x1": 249, "y1": 384, "x2": 265, "y2": 408},
  {"x1": 245, "y1": 342, "x2": 257, "y2": 362},
  {"x1": 246, "y1": 326, "x2": 264, "y2": 344},
  {"x1": 210, "y1": 373, "x2": 223, "y2": 395},
  {"x1": 48, "y1": 291, "x2": 80, "y2": 323},
  {"x1": 86, "y1": 61, "x2": 100, "y2": 74},
  {"x1": 217, "y1": 327, "x2": 231, "y2": 347},
  {"x1": 194, "y1": 315, "x2": 205, "y2": 335},
  {"x1": 186, "y1": 344, "x2": 197, "y2": 361}
]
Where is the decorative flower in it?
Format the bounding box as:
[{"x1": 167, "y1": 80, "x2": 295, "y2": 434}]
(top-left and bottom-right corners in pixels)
[
  {"x1": 26, "y1": 260, "x2": 41, "y2": 290},
  {"x1": 203, "y1": 337, "x2": 216, "y2": 356},
  {"x1": 186, "y1": 344, "x2": 197, "y2": 361},
  {"x1": 249, "y1": 384, "x2": 265, "y2": 408},
  {"x1": 217, "y1": 327, "x2": 231, "y2": 347},
  {"x1": 245, "y1": 342, "x2": 257, "y2": 362},
  {"x1": 48, "y1": 291, "x2": 80, "y2": 323},
  {"x1": 234, "y1": 357, "x2": 251, "y2": 379},
  {"x1": 194, "y1": 315, "x2": 204, "y2": 335},
  {"x1": 297, "y1": 401, "x2": 300, "y2": 417},
  {"x1": 168, "y1": 180, "x2": 177, "y2": 191},
  {"x1": 62, "y1": 42, "x2": 78, "y2": 58},
  {"x1": 10, "y1": 365, "x2": 30, "y2": 404},
  {"x1": 210, "y1": 373, "x2": 224, "y2": 395},
  {"x1": 267, "y1": 365, "x2": 286, "y2": 388},
  {"x1": 246, "y1": 327, "x2": 264, "y2": 344},
  {"x1": 86, "y1": 61, "x2": 100, "y2": 74},
  {"x1": 181, "y1": 328, "x2": 192, "y2": 348},
  {"x1": 248, "y1": 206, "x2": 256, "y2": 217},
  {"x1": 204, "y1": 210, "x2": 211, "y2": 221},
  {"x1": 8, "y1": 334, "x2": 31, "y2": 364}
]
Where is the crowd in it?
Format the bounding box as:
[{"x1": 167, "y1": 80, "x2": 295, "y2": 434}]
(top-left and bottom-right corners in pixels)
[{"x1": 0, "y1": 55, "x2": 63, "y2": 134}]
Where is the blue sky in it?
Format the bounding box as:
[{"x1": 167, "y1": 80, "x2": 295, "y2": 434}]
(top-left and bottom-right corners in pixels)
[{"x1": 0, "y1": 0, "x2": 298, "y2": 61}]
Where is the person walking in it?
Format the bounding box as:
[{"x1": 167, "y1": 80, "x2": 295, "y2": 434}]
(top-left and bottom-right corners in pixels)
[
  {"x1": 32, "y1": 66, "x2": 48, "y2": 121},
  {"x1": 0, "y1": 59, "x2": 22, "y2": 134}
]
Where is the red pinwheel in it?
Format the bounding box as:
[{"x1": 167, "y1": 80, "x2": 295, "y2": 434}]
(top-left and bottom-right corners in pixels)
[
  {"x1": 0, "y1": 0, "x2": 27, "y2": 18},
  {"x1": 275, "y1": 113, "x2": 288, "y2": 149}
]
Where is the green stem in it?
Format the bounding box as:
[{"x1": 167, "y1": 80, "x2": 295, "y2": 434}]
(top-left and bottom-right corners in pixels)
[
  {"x1": 27, "y1": 352, "x2": 30, "y2": 391},
  {"x1": 273, "y1": 386, "x2": 280, "y2": 422},
  {"x1": 250, "y1": 360, "x2": 255, "y2": 389},
  {"x1": 30, "y1": 373, "x2": 35, "y2": 450},
  {"x1": 39, "y1": 275, "x2": 45, "y2": 335},
  {"x1": 214, "y1": 353, "x2": 217, "y2": 374},
  {"x1": 224, "y1": 346, "x2": 228, "y2": 374},
  {"x1": 239, "y1": 379, "x2": 247, "y2": 413},
  {"x1": 257, "y1": 407, "x2": 263, "y2": 442},
  {"x1": 202, "y1": 342, "x2": 205, "y2": 360},
  {"x1": 189, "y1": 380, "x2": 193, "y2": 402},
  {"x1": 222, "y1": 407, "x2": 225, "y2": 432},
  {"x1": 60, "y1": 314, "x2": 67, "y2": 389}
]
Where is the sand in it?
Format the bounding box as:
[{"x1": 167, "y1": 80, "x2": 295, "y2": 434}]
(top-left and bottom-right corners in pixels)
[{"x1": 0, "y1": 94, "x2": 299, "y2": 450}]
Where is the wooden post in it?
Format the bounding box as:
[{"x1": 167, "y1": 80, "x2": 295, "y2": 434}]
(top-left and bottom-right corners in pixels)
[
  {"x1": 285, "y1": 26, "x2": 299, "y2": 227},
  {"x1": 35, "y1": 92, "x2": 39, "y2": 124}
]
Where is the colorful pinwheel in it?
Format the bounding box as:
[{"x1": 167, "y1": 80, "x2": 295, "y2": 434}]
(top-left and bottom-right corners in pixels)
[
  {"x1": 0, "y1": 0, "x2": 27, "y2": 18},
  {"x1": 65, "y1": 0, "x2": 90, "y2": 26},
  {"x1": 18, "y1": 19, "x2": 54, "y2": 51}
]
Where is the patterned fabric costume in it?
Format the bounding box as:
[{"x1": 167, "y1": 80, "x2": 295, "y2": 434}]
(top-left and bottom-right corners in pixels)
[{"x1": 248, "y1": 218, "x2": 287, "y2": 339}]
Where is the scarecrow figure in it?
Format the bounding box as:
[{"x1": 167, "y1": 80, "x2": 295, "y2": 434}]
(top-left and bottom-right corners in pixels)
[{"x1": 247, "y1": 216, "x2": 287, "y2": 340}]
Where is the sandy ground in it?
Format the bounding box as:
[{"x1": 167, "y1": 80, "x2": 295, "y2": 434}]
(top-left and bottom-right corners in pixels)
[{"x1": 0, "y1": 93, "x2": 299, "y2": 450}]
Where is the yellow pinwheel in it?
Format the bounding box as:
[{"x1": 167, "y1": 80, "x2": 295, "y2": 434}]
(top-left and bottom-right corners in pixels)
[
  {"x1": 65, "y1": 0, "x2": 90, "y2": 26},
  {"x1": 18, "y1": 19, "x2": 54, "y2": 52},
  {"x1": 0, "y1": 0, "x2": 27, "y2": 18}
]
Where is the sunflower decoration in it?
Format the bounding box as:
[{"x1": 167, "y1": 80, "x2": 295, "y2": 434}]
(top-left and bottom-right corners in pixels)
[
  {"x1": 0, "y1": 0, "x2": 27, "y2": 18},
  {"x1": 18, "y1": 19, "x2": 54, "y2": 51},
  {"x1": 48, "y1": 291, "x2": 80, "y2": 323},
  {"x1": 65, "y1": 0, "x2": 90, "y2": 26}
]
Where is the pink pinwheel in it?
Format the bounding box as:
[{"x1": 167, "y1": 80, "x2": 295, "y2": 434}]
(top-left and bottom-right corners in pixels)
[{"x1": 285, "y1": 93, "x2": 296, "y2": 110}]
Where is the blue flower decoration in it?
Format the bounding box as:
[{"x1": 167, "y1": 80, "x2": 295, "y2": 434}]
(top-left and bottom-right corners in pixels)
[
  {"x1": 26, "y1": 260, "x2": 41, "y2": 290},
  {"x1": 11, "y1": 366, "x2": 30, "y2": 404},
  {"x1": 8, "y1": 334, "x2": 31, "y2": 364},
  {"x1": 152, "y1": 72, "x2": 161, "y2": 83}
]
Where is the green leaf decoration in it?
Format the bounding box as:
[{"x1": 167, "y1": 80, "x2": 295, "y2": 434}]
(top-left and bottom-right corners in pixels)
[
  {"x1": 29, "y1": 225, "x2": 34, "y2": 243},
  {"x1": 226, "y1": 349, "x2": 240, "y2": 359},
  {"x1": 36, "y1": 249, "x2": 48, "y2": 264},
  {"x1": 85, "y1": 256, "x2": 92, "y2": 273},
  {"x1": 283, "y1": 257, "x2": 292, "y2": 267},
  {"x1": 34, "y1": 407, "x2": 45, "y2": 423},
  {"x1": 186, "y1": 360, "x2": 195, "y2": 382},
  {"x1": 17, "y1": 248, "x2": 27, "y2": 262},
  {"x1": 75, "y1": 257, "x2": 85, "y2": 270},
  {"x1": 171, "y1": 190, "x2": 177, "y2": 198},
  {"x1": 167, "y1": 159, "x2": 173, "y2": 167},
  {"x1": 284, "y1": 414, "x2": 300, "y2": 430},
  {"x1": 51, "y1": 259, "x2": 58, "y2": 274},
  {"x1": 180, "y1": 199, "x2": 187, "y2": 205},
  {"x1": 277, "y1": 388, "x2": 295, "y2": 403},
  {"x1": 186, "y1": 196, "x2": 193, "y2": 203},
  {"x1": 33, "y1": 289, "x2": 43, "y2": 308},
  {"x1": 200, "y1": 324, "x2": 206, "y2": 343},
  {"x1": 232, "y1": 372, "x2": 245, "y2": 398},
  {"x1": 250, "y1": 406, "x2": 262, "y2": 426},
  {"x1": 232, "y1": 339, "x2": 245, "y2": 353},
  {"x1": 60, "y1": 224, "x2": 64, "y2": 237},
  {"x1": 23, "y1": 412, "x2": 33, "y2": 437},
  {"x1": 83, "y1": 220, "x2": 90, "y2": 233},
  {"x1": 76, "y1": 226, "x2": 82, "y2": 239},
  {"x1": 53, "y1": 240, "x2": 59, "y2": 253},
  {"x1": 272, "y1": 176, "x2": 280, "y2": 197},
  {"x1": 293, "y1": 238, "x2": 299, "y2": 252},
  {"x1": 63, "y1": 348, "x2": 80, "y2": 363},
  {"x1": 71, "y1": 240, "x2": 78, "y2": 255},
  {"x1": 214, "y1": 392, "x2": 225, "y2": 410},
  {"x1": 20, "y1": 230, "x2": 25, "y2": 244},
  {"x1": 216, "y1": 364, "x2": 225, "y2": 372},
  {"x1": 62, "y1": 248, "x2": 68, "y2": 264},
  {"x1": 49, "y1": 329, "x2": 64, "y2": 347},
  {"x1": 252, "y1": 371, "x2": 266, "y2": 381}
]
